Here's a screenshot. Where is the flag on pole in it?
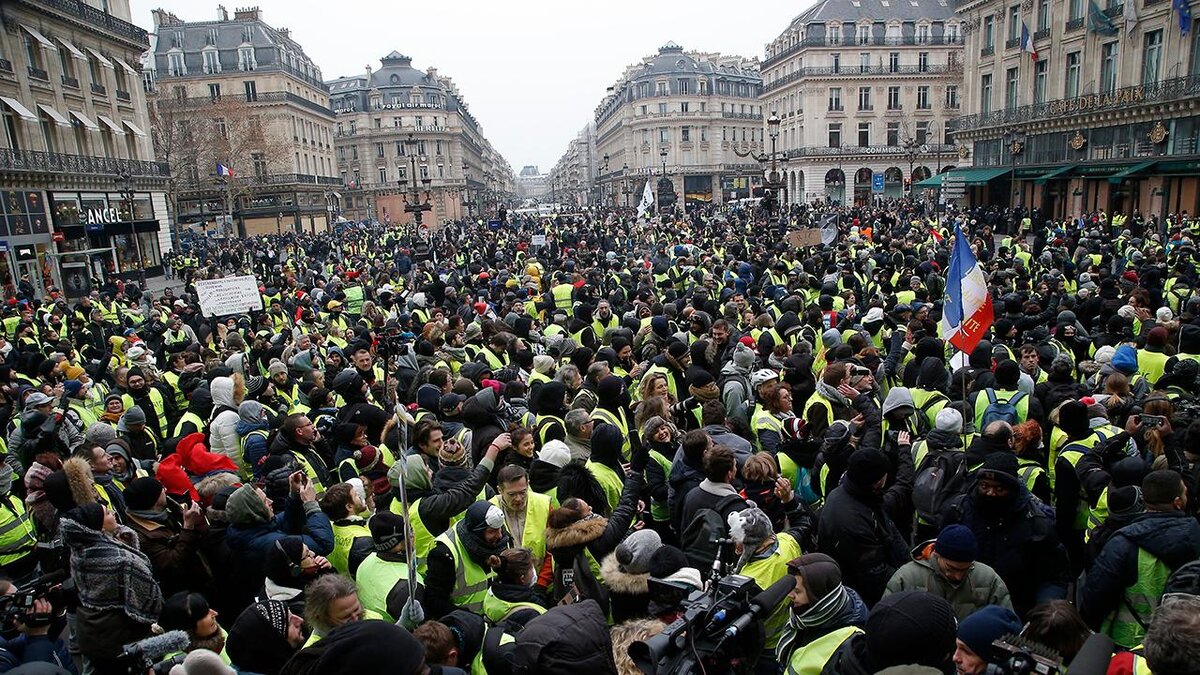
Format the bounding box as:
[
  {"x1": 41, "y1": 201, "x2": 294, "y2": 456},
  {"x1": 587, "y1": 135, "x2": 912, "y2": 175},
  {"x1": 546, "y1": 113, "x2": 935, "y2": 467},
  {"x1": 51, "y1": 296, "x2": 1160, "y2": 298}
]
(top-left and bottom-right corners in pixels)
[
  {"x1": 216, "y1": 162, "x2": 235, "y2": 177},
  {"x1": 1124, "y1": 0, "x2": 1138, "y2": 34},
  {"x1": 929, "y1": 226, "x2": 944, "y2": 243},
  {"x1": 636, "y1": 180, "x2": 654, "y2": 220},
  {"x1": 1019, "y1": 22, "x2": 1039, "y2": 61},
  {"x1": 1175, "y1": 0, "x2": 1192, "y2": 35},
  {"x1": 1088, "y1": 0, "x2": 1119, "y2": 35},
  {"x1": 819, "y1": 214, "x2": 838, "y2": 245},
  {"x1": 940, "y1": 224, "x2": 994, "y2": 354}
]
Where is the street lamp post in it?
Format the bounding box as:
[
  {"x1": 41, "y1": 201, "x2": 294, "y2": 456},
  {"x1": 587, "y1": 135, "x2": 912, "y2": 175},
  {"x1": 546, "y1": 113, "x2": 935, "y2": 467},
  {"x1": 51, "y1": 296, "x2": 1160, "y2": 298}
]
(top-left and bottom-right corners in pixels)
[
  {"x1": 114, "y1": 170, "x2": 145, "y2": 288},
  {"x1": 731, "y1": 112, "x2": 784, "y2": 218},
  {"x1": 621, "y1": 163, "x2": 631, "y2": 208},
  {"x1": 399, "y1": 134, "x2": 432, "y2": 241},
  {"x1": 901, "y1": 133, "x2": 919, "y2": 203},
  {"x1": 1004, "y1": 126, "x2": 1027, "y2": 212}
]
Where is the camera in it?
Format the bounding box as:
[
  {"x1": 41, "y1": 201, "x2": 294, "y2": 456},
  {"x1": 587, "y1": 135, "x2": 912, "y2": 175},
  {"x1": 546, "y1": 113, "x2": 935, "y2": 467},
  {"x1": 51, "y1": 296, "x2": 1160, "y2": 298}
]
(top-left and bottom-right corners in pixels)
[
  {"x1": 0, "y1": 570, "x2": 66, "y2": 628},
  {"x1": 983, "y1": 635, "x2": 1063, "y2": 674},
  {"x1": 630, "y1": 574, "x2": 790, "y2": 675}
]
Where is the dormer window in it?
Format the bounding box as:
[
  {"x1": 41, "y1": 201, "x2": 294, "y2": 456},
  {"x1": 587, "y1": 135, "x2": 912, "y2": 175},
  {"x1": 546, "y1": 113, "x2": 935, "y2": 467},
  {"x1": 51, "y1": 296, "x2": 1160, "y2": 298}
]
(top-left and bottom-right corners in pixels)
[
  {"x1": 238, "y1": 46, "x2": 255, "y2": 71},
  {"x1": 202, "y1": 48, "x2": 220, "y2": 74}
]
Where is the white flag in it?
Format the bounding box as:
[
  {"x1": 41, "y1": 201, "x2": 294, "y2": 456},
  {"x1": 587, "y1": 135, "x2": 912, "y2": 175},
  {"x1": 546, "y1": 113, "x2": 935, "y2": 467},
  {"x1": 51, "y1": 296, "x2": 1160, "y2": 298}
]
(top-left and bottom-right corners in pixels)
[
  {"x1": 820, "y1": 214, "x2": 838, "y2": 245},
  {"x1": 637, "y1": 180, "x2": 654, "y2": 220}
]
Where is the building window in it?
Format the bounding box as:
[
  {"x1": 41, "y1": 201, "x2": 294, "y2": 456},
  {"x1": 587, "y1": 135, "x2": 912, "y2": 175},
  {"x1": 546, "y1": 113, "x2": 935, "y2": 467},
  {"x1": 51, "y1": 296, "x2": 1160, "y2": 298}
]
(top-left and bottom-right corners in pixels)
[
  {"x1": 645, "y1": 129, "x2": 652, "y2": 144},
  {"x1": 947, "y1": 23, "x2": 960, "y2": 42},
  {"x1": 831, "y1": 53, "x2": 841, "y2": 73},
  {"x1": 887, "y1": 121, "x2": 900, "y2": 145},
  {"x1": 640, "y1": 105, "x2": 647, "y2": 115},
  {"x1": 376, "y1": 143, "x2": 384, "y2": 158},
  {"x1": 379, "y1": 167, "x2": 387, "y2": 184},
  {"x1": 681, "y1": 126, "x2": 691, "y2": 142},
  {"x1": 857, "y1": 24, "x2": 871, "y2": 44},
  {"x1": 887, "y1": 86, "x2": 901, "y2": 110},
  {"x1": 203, "y1": 49, "x2": 220, "y2": 74},
  {"x1": 1034, "y1": 61, "x2": 1048, "y2": 103},
  {"x1": 419, "y1": 165, "x2": 428, "y2": 180},
  {"x1": 1008, "y1": 6, "x2": 1020, "y2": 40},
  {"x1": 828, "y1": 122, "x2": 842, "y2": 147},
  {"x1": 657, "y1": 102, "x2": 667, "y2": 114},
  {"x1": 700, "y1": 126, "x2": 707, "y2": 142},
  {"x1": 2, "y1": 110, "x2": 18, "y2": 151},
  {"x1": 698, "y1": 79, "x2": 707, "y2": 94},
  {"x1": 172, "y1": 85, "x2": 186, "y2": 102},
  {"x1": 168, "y1": 52, "x2": 185, "y2": 76},
  {"x1": 238, "y1": 46, "x2": 256, "y2": 71},
  {"x1": 858, "y1": 122, "x2": 870, "y2": 146},
  {"x1": 659, "y1": 127, "x2": 669, "y2": 143},
  {"x1": 918, "y1": 52, "x2": 929, "y2": 72},
  {"x1": 889, "y1": 52, "x2": 900, "y2": 72},
  {"x1": 1100, "y1": 41, "x2": 1118, "y2": 93},
  {"x1": 215, "y1": 117, "x2": 227, "y2": 139},
  {"x1": 252, "y1": 152, "x2": 267, "y2": 179},
  {"x1": 1069, "y1": 0, "x2": 1084, "y2": 19},
  {"x1": 1066, "y1": 51, "x2": 1081, "y2": 97},
  {"x1": 984, "y1": 16, "x2": 995, "y2": 49},
  {"x1": 916, "y1": 120, "x2": 930, "y2": 144},
  {"x1": 1005, "y1": 67, "x2": 1018, "y2": 109},
  {"x1": 828, "y1": 87, "x2": 843, "y2": 111},
  {"x1": 981, "y1": 73, "x2": 993, "y2": 114},
  {"x1": 395, "y1": 141, "x2": 404, "y2": 155},
  {"x1": 860, "y1": 52, "x2": 871, "y2": 73},
  {"x1": 243, "y1": 80, "x2": 257, "y2": 101},
  {"x1": 918, "y1": 25, "x2": 930, "y2": 43},
  {"x1": 858, "y1": 87, "x2": 872, "y2": 110},
  {"x1": 1143, "y1": 29, "x2": 1163, "y2": 86},
  {"x1": 1038, "y1": 0, "x2": 1050, "y2": 30},
  {"x1": 680, "y1": 102, "x2": 689, "y2": 113},
  {"x1": 945, "y1": 85, "x2": 960, "y2": 109},
  {"x1": 209, "y1": 83, "x2": 221, "y2": 101},
  {"x1": 436, "y1": 140, "x2": 443, "y2": 155},
  {"x1": 917, "y1": 85, "x2": 930, "y2": 109},
  {"x1": 678, "y1": 79, "x2": 690, "y2": 95},
  {"x1": 656, "y1": 81, "x2": 667, "y2": 96}
]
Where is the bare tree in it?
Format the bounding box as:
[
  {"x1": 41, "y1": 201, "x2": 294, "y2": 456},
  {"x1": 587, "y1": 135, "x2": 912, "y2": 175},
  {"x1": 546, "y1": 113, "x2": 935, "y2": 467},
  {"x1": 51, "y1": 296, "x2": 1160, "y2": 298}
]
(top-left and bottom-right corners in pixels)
[{"x1": 148, "y1": 95, "x2": 202, "y2": 249}]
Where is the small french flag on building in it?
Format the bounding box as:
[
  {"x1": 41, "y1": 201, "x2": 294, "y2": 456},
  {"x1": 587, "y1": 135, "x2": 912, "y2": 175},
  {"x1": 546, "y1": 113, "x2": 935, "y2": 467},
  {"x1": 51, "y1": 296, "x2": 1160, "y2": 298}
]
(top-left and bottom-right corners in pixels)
[
  {"x1": 216, "y1": 162, "x2": 235, "y2": 177},
  {"x1": 1020, "y1": 22, "x2": 1039, "y2": 62}
]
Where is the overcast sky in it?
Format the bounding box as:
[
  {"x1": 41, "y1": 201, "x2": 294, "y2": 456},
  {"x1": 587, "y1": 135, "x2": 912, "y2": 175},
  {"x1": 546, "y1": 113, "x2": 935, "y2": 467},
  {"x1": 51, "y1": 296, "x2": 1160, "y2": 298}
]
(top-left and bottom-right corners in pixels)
[{"x1": 128, "y1": 0, "x2": 804, "y2": 175}]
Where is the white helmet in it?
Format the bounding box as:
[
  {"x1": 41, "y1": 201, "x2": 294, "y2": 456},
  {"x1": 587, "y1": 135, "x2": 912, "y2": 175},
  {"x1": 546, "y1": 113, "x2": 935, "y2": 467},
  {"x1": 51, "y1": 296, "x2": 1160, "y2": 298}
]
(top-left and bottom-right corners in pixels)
[{"x1": 750, "y1": 369, "x2": 778, "y2": 389}]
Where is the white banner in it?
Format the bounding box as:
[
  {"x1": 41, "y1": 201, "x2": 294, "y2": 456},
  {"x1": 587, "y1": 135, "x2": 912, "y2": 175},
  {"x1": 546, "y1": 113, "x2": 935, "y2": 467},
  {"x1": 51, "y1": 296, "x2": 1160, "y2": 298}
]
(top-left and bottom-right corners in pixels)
[{"x1": 195, "y1": 275, "x2": 263, "y2": 317}]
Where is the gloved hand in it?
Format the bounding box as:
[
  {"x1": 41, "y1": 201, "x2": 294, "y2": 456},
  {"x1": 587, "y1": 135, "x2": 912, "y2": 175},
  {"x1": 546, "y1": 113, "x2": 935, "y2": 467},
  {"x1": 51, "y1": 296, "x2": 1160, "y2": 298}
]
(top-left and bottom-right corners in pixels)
[
  {"x1": 629, "y1": 440, "x2": 649, "y2": 474},
  {"x1": 396, "y1": 597, "x2": 424, "y2": 631}
]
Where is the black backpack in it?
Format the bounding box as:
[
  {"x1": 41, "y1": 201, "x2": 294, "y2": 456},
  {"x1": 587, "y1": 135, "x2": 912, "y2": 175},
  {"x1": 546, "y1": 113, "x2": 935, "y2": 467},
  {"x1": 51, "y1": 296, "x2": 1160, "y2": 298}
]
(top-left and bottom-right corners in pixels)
[
  {"x1": 911, "y1": 446, "x2": 969, "y2": 525},
  {"x1": 679, "y1": 494, "x2": 744, "y2": 571},
  {"x1": 914, "y1": 393, "x2": 950, "y2": 437}
]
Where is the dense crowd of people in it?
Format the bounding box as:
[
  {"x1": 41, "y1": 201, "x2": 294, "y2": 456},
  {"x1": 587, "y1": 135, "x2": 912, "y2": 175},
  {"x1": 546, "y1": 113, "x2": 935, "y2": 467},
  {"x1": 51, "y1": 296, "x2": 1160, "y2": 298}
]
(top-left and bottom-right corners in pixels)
[{"x1": 0, "y1": 200, "x2": 1198, "y2": 674}]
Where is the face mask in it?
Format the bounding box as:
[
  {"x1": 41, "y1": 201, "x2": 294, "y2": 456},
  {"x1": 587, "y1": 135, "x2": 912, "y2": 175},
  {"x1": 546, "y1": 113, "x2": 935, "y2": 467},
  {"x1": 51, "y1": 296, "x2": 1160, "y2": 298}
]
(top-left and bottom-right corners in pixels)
[{"x1": 527, "y1": 568, "x2": 539, "y2": 587}]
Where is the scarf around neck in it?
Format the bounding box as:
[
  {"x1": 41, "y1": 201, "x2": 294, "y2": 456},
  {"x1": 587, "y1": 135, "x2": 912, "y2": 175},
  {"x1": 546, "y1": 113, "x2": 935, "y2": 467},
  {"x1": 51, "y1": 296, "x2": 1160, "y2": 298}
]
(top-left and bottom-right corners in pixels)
[
  {"x1": 816, "y1": 380, "x2": 852, "y2": 408},
  {"x1": 775, "y1": 583, "x2": 854, "y2": 663}
]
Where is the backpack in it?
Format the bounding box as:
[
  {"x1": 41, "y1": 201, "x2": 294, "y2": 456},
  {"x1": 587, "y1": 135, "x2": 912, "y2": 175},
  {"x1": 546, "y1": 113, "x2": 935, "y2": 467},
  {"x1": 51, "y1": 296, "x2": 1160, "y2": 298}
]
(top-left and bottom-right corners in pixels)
[
  {"x1": 911, "y1": 445, "x2": 969, "y2": 525},
  {"x1": 680, "y1": 494, "x2": 745, "y2": 571},
  {"x1": 980, "y1": 389, "x2": 1026, "y2": 428},
  {"x1": 914, "y1": 393, "x2": 950, "y2": 436}
]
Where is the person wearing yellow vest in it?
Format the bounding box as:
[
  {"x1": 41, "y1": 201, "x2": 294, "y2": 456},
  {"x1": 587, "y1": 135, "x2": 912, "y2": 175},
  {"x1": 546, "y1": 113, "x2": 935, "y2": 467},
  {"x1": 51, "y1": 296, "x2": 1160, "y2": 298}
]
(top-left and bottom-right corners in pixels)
[
  {"x1": 355, "y1": 510, "x2": 424, "y2": 623},
  {"x1": 1054, "y1": 399, "x2": 1127, "y2": 566},
  {"x1": 424, "y1": 501, "x2": 511, "y2": 617},
  {"x1": 729, "y1": 506, "x2": 805, "y2": 657},
  {"x1": 489, "y1": 464, "x2": 552, "y2": 573},
  {"x1": 297, "y1": 574, "x2": 385, "y2": 647},
  {"x1": 585, "y1": 423, "x2": 627, "y2": 513},
  {"x1": 0, "y1": 464, "x2": 37, "y2": 579},
  {"x1": 481, "y1": 547, "x2": 549, "y2": 624},
  {"x1": 1139, "y1": 328, "x2": 1172, "y2": 386},
  {"x1": 318, "y1": 480, "x2": 374, "y2": 576},
  {"x1": 1079, "y1": 469, "x2": 1200, "y2": 649},
  {"x1": 774, "y1": 552, "x2": 869, "y2": 670},
  {"x1": 122, "y1": 367, "x2": 171, "y2": 442}
]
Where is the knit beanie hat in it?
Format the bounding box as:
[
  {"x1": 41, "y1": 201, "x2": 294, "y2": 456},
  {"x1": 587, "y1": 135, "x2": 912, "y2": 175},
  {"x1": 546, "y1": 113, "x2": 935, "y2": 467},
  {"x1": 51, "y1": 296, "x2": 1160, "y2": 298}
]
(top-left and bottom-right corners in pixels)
[
  {"x1": 649, "y1": 545, "x2": 702, "y2": 590},
  {"x1": 368, "y1": 511, "x2": 407, "y2": 552},
  {"x1": 225, "y1": 483, "x2": 272, "y2": 525},
  {"x1": 168, "y1": 649, "x2": 235, "y2": 675},
  {"x1": 865, "y1": 591, "x2": 957, "y2": 671},
  {"x1": 63, "y1": 380, "x2": 83, "y2": 398},
  {"x1": 728, "y1": 507, "x2": 773, "y2": 549},
  {"x1": 934, "y1": 524, "x2": 978, "y2": 563},
  {"x1": 1107, "y1": 485, "x2": 1144, "y2": 518},
  {"x1": 935, "y1": 407, "x2": 963, "y2": 433},
  {"x1": 245, "y1": 376, "x2": 267, "y2": 398},
  {"x1": 536, "y1": 440, "x2": 571, "y2": 469},
  {"x1": 438, "y1": 437, "x2": 467, "y2": 467},
  {"x1": 532, "y1": 355, "x2": 555, "y2": 374},
  {"x1": 86, "y1": 422, "x2": 118, "y2": 446},
  {"x1": 615, "y1": 529, "x2": 662, "y2": 575},
  {"x1": 62, "y1": 364, "x2": 85, "y2": 380},
  {"x1": 667, "y1": 341, "x2": 688, "y2": 359},
  {"x1": 786, "y1": 552, "x2": 843, "y2": 600},
  {"x1": 267, "y1": 360, "x2": 288, "y2": 378},
  {"x1": 978, "y1": 452, "x2": 1020, "y2": 480},
  {"x1": 123, "y1": 405, "x2": 147, "y2": 426},
  {"x1": 958, "y1": 605, "x2": 1023, "y2": 665},
  {"x1": 846, "y1": 448, "x2": 890, "y2": 487},
  {"x1": 1057, "y1": 400, "x2": 1090, "y2": 437},
  {"x1": 160, "y1": 591, "x2": 212, "y2": 632},
  {"x1": 124, "y1": 476, "x2": 164, "y2": 511},
  {"x1": 64, "y1": 502, "x2": 105, "y2": 531},
  {"x1": 733, "y1": 343, "x2": 756, "y2": 370},
  {"x1": 1094, "y1": 345, "x2": 1116, "y2": 365}
]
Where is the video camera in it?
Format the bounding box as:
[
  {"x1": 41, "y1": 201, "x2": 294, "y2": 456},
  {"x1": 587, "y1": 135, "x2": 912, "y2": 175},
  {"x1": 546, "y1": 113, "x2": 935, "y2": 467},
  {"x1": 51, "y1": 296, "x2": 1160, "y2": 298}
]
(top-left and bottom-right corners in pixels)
[
  {"x1": 0, "y1": 569, "x2": 66, "y2": 628},
  {"x1": 983, "y1": 634, "x2": 1063, "y2": 675},
  {"x1": 629, "y1": 574, "x2": 794, "y2": 675}
]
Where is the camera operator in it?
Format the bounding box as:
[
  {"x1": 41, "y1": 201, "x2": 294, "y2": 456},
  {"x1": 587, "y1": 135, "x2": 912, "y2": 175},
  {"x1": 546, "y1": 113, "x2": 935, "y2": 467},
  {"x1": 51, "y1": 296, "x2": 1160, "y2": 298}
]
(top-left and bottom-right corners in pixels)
[
  {"x1": 0, "y1": 579, "x2": 73, "y2": 673},
  {"x1": 953, "y1": 605, "x2": 1024, "y2": 675}
]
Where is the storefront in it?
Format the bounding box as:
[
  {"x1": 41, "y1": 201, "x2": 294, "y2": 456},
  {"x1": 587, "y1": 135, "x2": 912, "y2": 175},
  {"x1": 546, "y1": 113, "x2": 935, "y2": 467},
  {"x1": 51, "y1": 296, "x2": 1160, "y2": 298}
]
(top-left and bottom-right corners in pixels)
[
  {"x1": 0, "y1": 190, "x2": 57, "y2": 297},
  {"x1": 50, "y1": 191, "x2": 164, "y2": 293}
]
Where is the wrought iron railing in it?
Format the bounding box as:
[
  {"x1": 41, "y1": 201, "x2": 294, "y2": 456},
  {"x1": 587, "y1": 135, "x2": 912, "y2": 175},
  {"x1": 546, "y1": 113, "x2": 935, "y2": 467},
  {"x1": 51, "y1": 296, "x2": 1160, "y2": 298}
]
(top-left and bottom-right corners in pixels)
[
  {"x1": 28, "y1": 67, "x2": 48, "y2": 82},
  {"x1": 61, "y1": 75, "x2": 79, "y2": 88},
  {"x1": 91, "y1": 83, "x2": 106, "y2": 96},
  {"x1": 168, "y1": 91, "x2": 334, "y2": 117},
  {"x1": 981, "y1": 46, "x2": 995, "y2": 57},
  {"x1": 28, "y1": 0, "x2": 149, "y2": 46},
  {"x1": 116, "y1": 90, "x2": 131, "y2": 102},
  {"x1": 955, "y1": 74, "x2": 1200, "y2": 131},
  {"x1": 721, "y1": 112, "x2": 764, "y2": 120},
  {"x1": 0, "y1": 148, "x2": 168, "y2": 177},
  {"x1": 784, "y1": 143, "x2": 957, "y2": 158},
  {"x1": 764, "y1": 35, "x2": 962, "y2": 68},
  {"x1": 764, "y1": 64, "x2": 956, "y2": 92},
  {"x1": 1066, "y1": 17, "x2": 1085, "y2": 30},
  {"x1": 0, "y1": 59, "x2": 11, "y2": 73}
]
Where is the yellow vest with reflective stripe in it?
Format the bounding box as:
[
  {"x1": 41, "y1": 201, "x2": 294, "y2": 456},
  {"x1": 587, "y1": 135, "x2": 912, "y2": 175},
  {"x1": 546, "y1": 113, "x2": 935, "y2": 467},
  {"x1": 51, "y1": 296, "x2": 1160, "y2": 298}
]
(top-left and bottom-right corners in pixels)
[
  {"x1": 551, "y1": 283, "x2": 574, "y2": 311},
  {"x1": 483, "y1": 588, "x2": 546, "y2": 624},
  {"x1": 434, "y1": 528, "x2": 494, "y2": 613},
  {"x1": 784, "y1": 626, "x2": 862, "y2": 675},
  {"x1": 393, "y1": 497, "x2": 436, "y2": 575},
  {"x1": 1100, "y1": 547, "x2": 1172, "y2": 649},
  {"x1": 647, "y1": 449, "x2": 673, "y2": 522},
  {"x1": 591, "y1": 407, "x2": 631, "y2": 461},
  {"x1": 328, "y1": 518, "x2": 371, "y2": 575},
  {"x1": 123, "y1": 389, "x2": 168, "y2": 441},
  {"x1": 801, "y1": 393, "x2": 834, "y2": 428},
  {"x1": 354, "y1": 552, "x2": 417, "y2": 623},
  {"x1": 585, "y1": 460, "x2": 623, "y2": 513},
  {"x1": 740, "y1": 532, "x2": 803, "y2": 650},
  {"x1": 0, "y1": 494, "x2": 37, "y2": 567},
  {"x1": 489, "y1": 491, "x2": 551, "y2": 563}
]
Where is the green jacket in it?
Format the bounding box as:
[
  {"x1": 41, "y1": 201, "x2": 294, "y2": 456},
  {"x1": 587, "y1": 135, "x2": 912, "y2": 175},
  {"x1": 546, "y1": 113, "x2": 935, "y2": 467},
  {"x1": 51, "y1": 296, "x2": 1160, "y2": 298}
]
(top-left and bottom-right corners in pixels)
[{"x1": 882, "y1": 542, "x2": 1013, "y2": 621}]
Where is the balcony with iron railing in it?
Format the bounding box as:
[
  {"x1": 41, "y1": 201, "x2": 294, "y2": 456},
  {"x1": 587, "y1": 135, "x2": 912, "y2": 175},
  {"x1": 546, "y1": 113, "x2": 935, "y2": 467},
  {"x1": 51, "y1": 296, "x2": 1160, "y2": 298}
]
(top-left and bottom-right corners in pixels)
[
  {"x1": 91, "y1": 83, "x2": 106, "y2": 96},
  {"x1": 764, "y1": 34, "x2": 963, "y2": 68},
  {"x1": 28, "y1": 67, "x2": 48, "y2": 82},
  {"x1": 250, "y1": 173, "x2": 344, "y2": 186},
  {"x1": 23, "y1": 0, "x2": 149, "y2": 47},
  {"x1": 1066, "y1": 17, "x2": 1086, "y2": 30},
  {"x1": 1033, "y1": 28, "x2": 1051, "y2": 40},
  {"x1": 170, "y1": 91, "x2": 334, "y2": 117},
  {"x1": 784, "y1": 143, "x2": 957, "y2": 158},
  {"x1": 721, "y1": 112, "x2": 764, "y2": 120},
  {"x1": 955, "y1": 73, "x2": 1200, "y2": 132},
  {"x1": 764, "y1": 63, "x2": 956, "y2": 92},
  {"x1": 61, "y1": 75, "x2": 79, "y2": 89},
  {"x1": 0, "y1": 60, "x2": 11, "y2": 74},
  {"x1": 116, "y1": 90, "x2": 131, "y2": 102},
  {"x1": 0, "y1": 147, "x2": 168, "y2": 177}
]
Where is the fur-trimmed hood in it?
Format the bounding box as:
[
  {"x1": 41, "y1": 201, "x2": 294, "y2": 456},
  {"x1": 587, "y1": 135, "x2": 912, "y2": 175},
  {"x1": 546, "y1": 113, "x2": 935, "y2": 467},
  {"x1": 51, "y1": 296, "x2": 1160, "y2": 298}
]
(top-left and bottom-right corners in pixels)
[
  {"x1": 63, "y1": 457, "x2": 96, "y2": 507},
  {"x1": 545, "y1": 514, "x2": 607, "y2": 551},
  {"x1": 600, "y1": 552, "x2": 651, "y2": 595}
]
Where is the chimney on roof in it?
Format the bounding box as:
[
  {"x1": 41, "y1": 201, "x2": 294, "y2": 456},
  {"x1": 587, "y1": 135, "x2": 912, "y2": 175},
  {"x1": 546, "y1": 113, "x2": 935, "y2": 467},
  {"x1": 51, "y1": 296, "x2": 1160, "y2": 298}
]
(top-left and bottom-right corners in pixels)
[
  {"x1": 278, "y1": 28, "x2": 290, "y2": 39},
  {"x1": 233, "y1": 6, "x2": 261, "y2": 21},
  {"x1": 426, "y1": 67, "x2": 438, "y2": 80},
  {"x1": 152, "y1": 9, "x2": 183, "y2": 27},
  {"x1": 217, "y1": 4, "x2": 228, "y2": 21}
]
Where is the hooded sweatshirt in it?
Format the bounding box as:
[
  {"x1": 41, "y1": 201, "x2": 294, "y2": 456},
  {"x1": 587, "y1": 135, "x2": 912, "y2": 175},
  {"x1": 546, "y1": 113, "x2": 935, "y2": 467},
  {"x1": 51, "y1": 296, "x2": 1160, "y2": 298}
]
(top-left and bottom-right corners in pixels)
[{"x1": 210, "y1": 376, "x2": 244, "y2": 472}]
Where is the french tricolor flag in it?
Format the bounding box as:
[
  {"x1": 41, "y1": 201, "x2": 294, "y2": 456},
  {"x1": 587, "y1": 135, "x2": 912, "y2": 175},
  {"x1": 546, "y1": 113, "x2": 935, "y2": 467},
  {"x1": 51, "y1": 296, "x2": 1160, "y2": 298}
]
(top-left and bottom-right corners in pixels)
[
  {"x1": 216, "y1": 162, "x2": 235, "y2": 177},
  {"x1": 1020, "y1": 22, "x2": 1038, "y2": 62},
  {"x1": 940, "y1": 224, "x2": 993, "y2": 354}
]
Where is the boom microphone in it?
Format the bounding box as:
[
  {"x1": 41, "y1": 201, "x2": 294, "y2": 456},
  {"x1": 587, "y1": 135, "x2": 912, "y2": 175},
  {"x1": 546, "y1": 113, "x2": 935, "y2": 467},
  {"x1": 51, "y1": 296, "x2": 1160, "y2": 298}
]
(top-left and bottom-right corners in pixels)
[
  {"x1": 723, "y1": 575, "x2": 794, "y2": 639},
  {"x1": 120, "y1": 630, "x2": 191, "y2": 665},
  {"x1": 1065, "y1": 633, "x2": 1115, "y2": 675}
]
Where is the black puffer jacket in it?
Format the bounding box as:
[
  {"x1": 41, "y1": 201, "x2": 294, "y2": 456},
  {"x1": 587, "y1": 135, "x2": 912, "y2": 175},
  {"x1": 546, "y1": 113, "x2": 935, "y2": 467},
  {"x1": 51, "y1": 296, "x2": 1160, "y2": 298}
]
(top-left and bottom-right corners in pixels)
[
  {"x1": 511, "y1": 600, "x2": 617, "y2": 675},
  {"x1": 816, "y1": 480, "x2": 909, "y2": 606}
]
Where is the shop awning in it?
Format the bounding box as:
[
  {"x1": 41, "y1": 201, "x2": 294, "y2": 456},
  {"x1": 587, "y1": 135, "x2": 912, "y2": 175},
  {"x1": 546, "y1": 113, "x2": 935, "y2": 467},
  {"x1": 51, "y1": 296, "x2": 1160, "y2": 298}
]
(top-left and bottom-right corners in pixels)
[
  {"x1": 68, "y1": 110, "x2": 99, "y2": 131},
  {"x1": 1107, "y1": 160, "x2": 1157, "y2": 184},
  {"x1": 122, "y1": 120, "x2": 146, "y2": 137},
  {"x1": 914, "y1": 173, "x2": 945, "y2": 188},
  {"x1": 1157, "y1": 159, "x2": 1200, "y2": 175},
  {"x1": 113, "y1": 57, "x2": 138, "y2": 76},
  {"x1": 85, "y1": 47, "x2": 113, "y2": 69},
  {"x1": 931, "y1": 167, "x2": 1011, "y2": 186},
  {"x1": 36, "y1": 104, "x2": 71, "y2": 128},
  {"x1": 56, "y1": 37, "x2": 85, "y2": 60},
  {"x1": 95, "y1": 114, "x2": 125, "y2": 135},
  {"x1": 20, "y1": 25, "x2": 55, "y2": 49},
  {"x1": 0, "y1": 97, "x2": 37, "y2": 122},
  {"x1": 1033, "y1": 165, "x2": 1074, "y2": 185}
]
